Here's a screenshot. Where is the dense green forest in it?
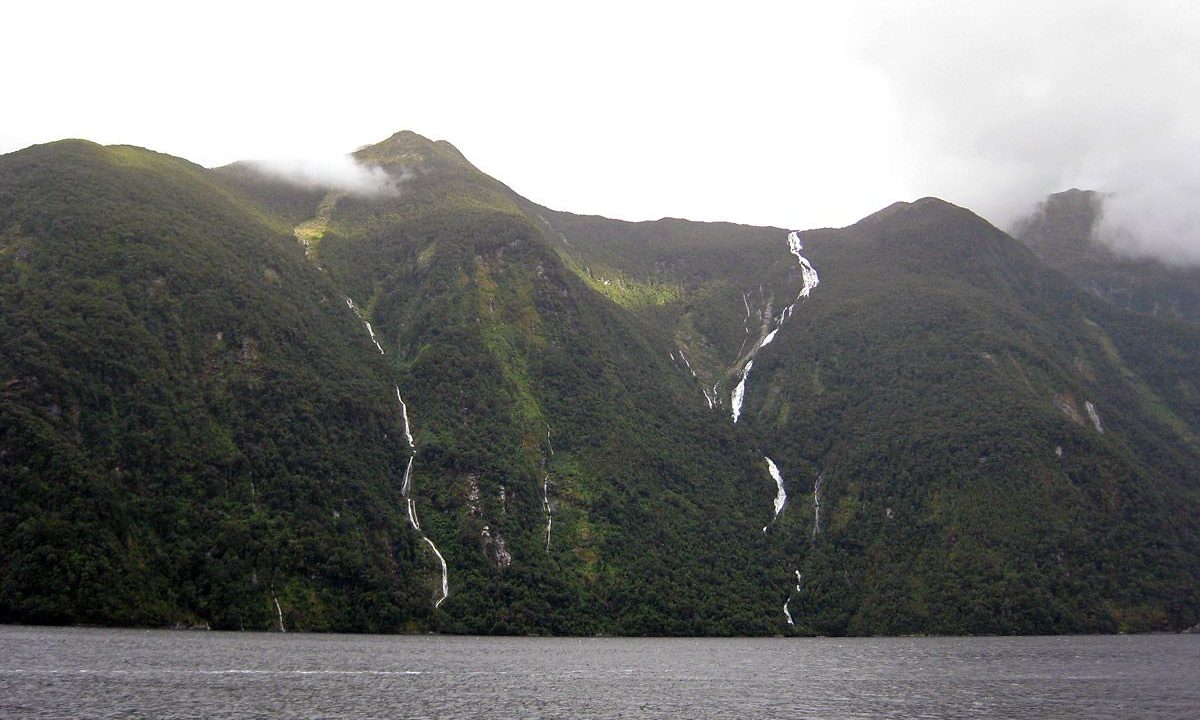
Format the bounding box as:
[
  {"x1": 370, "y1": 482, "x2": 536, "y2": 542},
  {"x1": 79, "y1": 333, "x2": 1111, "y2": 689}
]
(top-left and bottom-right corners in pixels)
[{"x1": 1, "y1": 132, "x2": 1197, "y2": 634}]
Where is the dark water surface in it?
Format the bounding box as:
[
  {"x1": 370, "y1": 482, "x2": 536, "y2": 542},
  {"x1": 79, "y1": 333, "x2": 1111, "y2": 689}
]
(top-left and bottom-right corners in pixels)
[{"x1": 1, "y1": 625, "x2": 1197, "y2": 719}]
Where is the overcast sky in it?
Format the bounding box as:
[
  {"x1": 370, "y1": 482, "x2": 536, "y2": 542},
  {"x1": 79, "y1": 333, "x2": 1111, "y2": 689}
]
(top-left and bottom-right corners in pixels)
[{"x1": 4, "y1": 1, "x2": 1198, "y2": 261}]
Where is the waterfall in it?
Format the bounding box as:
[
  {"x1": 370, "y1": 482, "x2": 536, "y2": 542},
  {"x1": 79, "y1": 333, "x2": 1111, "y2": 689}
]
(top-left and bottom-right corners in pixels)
[
  {"x1": 762, "y1": 457, "x2": 787, "y2": 532},
  {"x1": 730, "y1": 230, "x2": 819, "y2": 422},
  {"x1": 347, "y1": 296, "x2": 448, "y2": 610},
  {"x1": 1085, "y1": 401, "x2": 1105, "y2": 434}
]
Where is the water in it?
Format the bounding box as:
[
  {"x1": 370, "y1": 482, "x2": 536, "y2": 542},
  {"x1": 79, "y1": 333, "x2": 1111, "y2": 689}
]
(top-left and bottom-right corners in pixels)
[{"x1": 2, "y1": 626, "x2": 1197, "y2": 719}]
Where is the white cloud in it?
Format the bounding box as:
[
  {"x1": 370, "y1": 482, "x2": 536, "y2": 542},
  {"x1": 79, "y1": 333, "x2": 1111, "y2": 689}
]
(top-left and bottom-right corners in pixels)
[
  {"x1": 851, "y1": 0, "x2": 1200, "y2": 262},
  {"x1": 244, "y1": 155, "x2": 405, "y2": 197}
]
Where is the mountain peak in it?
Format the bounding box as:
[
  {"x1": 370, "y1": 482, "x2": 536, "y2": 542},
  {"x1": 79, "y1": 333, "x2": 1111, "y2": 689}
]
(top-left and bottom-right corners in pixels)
[
  {"x1": 1014, "y1": 188, "x2": 1105, "y2": 259},
  {"x1": 852, "y1": 196, "x2": 993, "y2": 235},
  {"x1": 1040, "y1": 188, "x2": 1105, "y2": 222},
  {"x1": 353, "y1": 130, "x2": 474, "y2": 174}
]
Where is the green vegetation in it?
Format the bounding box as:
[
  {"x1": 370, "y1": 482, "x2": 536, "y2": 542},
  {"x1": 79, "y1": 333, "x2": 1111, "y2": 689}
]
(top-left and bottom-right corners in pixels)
[
  {"x1": 528, "y1": 194, "x2": 1200, "y2": 634},
  {"x1": 1, "y1": 135, "x2": 1197, "y2": 636},
  {"x1": 736, "y1": 200, "x2": 1200, "y2": 634},
  {"x1": 0, "y1": 140, "x2": 432, "y2": 629}
]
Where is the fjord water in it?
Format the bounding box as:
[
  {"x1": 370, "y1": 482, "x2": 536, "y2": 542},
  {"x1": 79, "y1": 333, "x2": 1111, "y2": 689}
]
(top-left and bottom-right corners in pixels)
[{"x1": 2, "y1": 627, "x2": 1197, "y2": 719}]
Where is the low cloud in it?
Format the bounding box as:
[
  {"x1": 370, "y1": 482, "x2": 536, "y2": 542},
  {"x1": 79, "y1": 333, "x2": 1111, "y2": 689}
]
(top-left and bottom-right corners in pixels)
[
  {"x1": 1093, "y1": 140, "x2": 1200, "y2": 265},
  {"x1": 851, "y1": 0, "x2": 1200, "y2": 265},
  {"x1": 245, "y1": 154, "x2": 406, "y2": 196}
]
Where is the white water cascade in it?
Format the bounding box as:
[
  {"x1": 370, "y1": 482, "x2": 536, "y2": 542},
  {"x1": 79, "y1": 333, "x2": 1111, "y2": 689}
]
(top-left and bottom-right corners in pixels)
[
  {"x1": 787, "y1": 231, "x2": 820, "y2": 299},
  {"x1": 737, "y1": 292, "x2": 754, "y2": 357},
  {"x1": 396, "y1": 387, "x2": 415, "y2": 447},
  {"x1": 762, "y1": 457, "x2": 787, "y2": 532},
  {"x1": 406, "y1": 498, "x2": 421, "y2": 530},
  {"x1": 783, "y1": 570, "x2": 802, "y2": 626},
  {"x1": 671, "y1": 346, "x2": 711, "y2": 408},
  {"x1": 730, "y1": 360, "x2": 754, "y2": 423},
  {"x1": 346, "y1": 296, "x2": 449, "y2": 610},
  {"x1": 271, "y1": 586, "x2": 286, "y2": 633},
  {"x1": 811, "y1": 473, "x2": 825, "y2": 540},
  {"x1": 346, "y1": 298, "x2": 385, "y2": 355},
  {"x1": 543, "y1": 474, "x2": 553, "y2": 552},
  {"x1": 423, "y1": 538, "x2": 450, "y2": 609},
  {"x1": 724, "y1": 232, "x2": 821, "y2": 626},
  {"x1": 730, "y1": 231, "x2": 819, "y2": 423},
  {"x1": 678, "y1": 349, "x2": 697, "y2": 377},
  {"x1": 1085, "y1": 401, "x2": 1105, "y2": 434},
  {"x1": 401, "y1": 456, "x2": 414, "y2": 497}
]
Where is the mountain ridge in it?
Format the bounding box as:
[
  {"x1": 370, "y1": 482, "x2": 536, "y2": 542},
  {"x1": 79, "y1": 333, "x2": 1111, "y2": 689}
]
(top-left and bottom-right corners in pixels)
[{"x1": 1, "y1": 131, "x2": 1197, "y2": 634}]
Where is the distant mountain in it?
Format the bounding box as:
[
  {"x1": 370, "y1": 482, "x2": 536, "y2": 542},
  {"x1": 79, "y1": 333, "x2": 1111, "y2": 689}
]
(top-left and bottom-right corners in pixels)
[
  {"x1": 1014, "y1": 189, "x2": 1200, "y2": 323},
  {"x1": 1, "y1": 134, "x2": 1197, "y2": 635}
]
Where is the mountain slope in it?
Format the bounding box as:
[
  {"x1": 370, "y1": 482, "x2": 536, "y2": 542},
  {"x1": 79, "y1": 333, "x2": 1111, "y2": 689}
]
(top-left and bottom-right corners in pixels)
[
  {"x1": 289, "y1": 132, "x2": 787, "y2": 634},
  {"x1": 2, "y1": 134, "x2": 798, "y2": 634},
  {"x1": 2, "y1": 134, "x2": 1198, "y2": 635},
  {"x1": 0, "y1": 140, "x2": 438, "y2": 629},
  {"x1": 738, "y1": 199, "x2": 1200, "y2": 633},
  {"x1": 498, "y1": 192, "x2": 1200, "y2": 633}
]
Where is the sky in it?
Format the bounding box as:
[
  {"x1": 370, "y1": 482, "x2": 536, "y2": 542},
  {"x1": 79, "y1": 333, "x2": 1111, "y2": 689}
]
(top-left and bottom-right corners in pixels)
[{"x1": 4, "y1": 0, "x2": 1198, "y2": 262}]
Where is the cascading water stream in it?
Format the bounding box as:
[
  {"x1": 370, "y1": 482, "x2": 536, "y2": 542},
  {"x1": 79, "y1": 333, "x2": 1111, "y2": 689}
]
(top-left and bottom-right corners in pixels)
[
  {"x1": 346, "y1": 298, "x2": 385, "y2": 355},
  {"x1": 406, "y1": 498, "x2": 421, "y2": 530},
  {"x1": 762, "y1": 457, "x2": 787, "y2": 532},
  {"x1": 725, "y1": 232, "x2": 821, "y2": 626},
  {"x1": 395, "y1": 387, "x2": 415, "y2": 447},
  {"x1": 670, "y1": 346, "x2": 711, "y2": 408},
  {"x1": 424, "y1": 539, "x2": 450, "y2": 609},
  {"x1": 1085, "y1": 401, "x2": 1105, "y2": 434},
  {"x1": 811, "y1": 472, "x2": 825, "y2": 540},
  {"x1": 787, "y1": 231, "x2": 820, "y2": 298},
  {"x1": 730, "y1": 360, "x2": 754, "y2": 423},
  {"x1": 543, "y1": 475, "x2": 553, "y2": 552},
  {"x1": 346, "y1": 295, "x2": 449, "y2": 610},
  {"x1": 783, "y1": 570, "x2": 802, "y2": 626},
  {"x1": 401, "y1": 456, "x2": 414, "y2": 497},
  {"x1": 677, "y1": 349, "x2": 697, "y2": 378},
  {"x1": 271, "y1": 585, "x2": 286, "y2": 633},
  {"x1": 730, "y1": 231, "x2": 819, "y2": 423}
]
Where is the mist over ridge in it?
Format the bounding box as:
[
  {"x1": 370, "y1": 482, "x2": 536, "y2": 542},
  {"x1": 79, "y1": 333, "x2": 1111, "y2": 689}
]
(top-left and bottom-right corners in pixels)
[
  {"x1": 852, "y1": 0, "x2": 1200, "y2": 266},
  {"x1": 236, "y1": 154, "x2": 408, "y2": 196}
]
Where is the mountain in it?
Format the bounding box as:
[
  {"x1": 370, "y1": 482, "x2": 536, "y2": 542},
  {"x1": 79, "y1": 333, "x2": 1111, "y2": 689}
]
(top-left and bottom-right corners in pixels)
[
  {"x1": 1, "y1": 133, "x2": 1198, "y2": 635},
  {"x1": 0, "y1": 140, "x2": 431, "y2": 630},
  {"x1": 740, "y1": 199, "x2": 1200, "y2": 633},
  {"x1": 1013, "y1": 188, "x2": 1200, "y2": 323},
  {"x1": 539, "y1": 195, "x2": 1200, "y2": 634},
  {"x1": 221, "y1": 132, "x2": 789, "y2": 635}
]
